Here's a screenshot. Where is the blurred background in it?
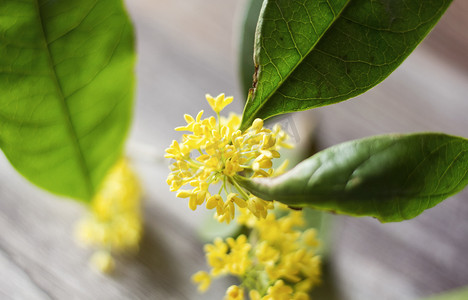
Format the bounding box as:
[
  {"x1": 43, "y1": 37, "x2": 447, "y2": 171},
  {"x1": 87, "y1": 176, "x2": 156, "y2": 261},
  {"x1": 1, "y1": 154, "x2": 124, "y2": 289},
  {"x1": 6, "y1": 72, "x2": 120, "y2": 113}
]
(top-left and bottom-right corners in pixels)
[{"x1": 0, "y1": 0, "x2": 467, "y2": 299}]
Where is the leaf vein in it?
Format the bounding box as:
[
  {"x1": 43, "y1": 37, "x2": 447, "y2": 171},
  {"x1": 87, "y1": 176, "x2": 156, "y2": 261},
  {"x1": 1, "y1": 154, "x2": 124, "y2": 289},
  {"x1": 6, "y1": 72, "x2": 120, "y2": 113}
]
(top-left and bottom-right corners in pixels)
[{"x1": 34, "y1": 0, "x2": 94, "y2": 198}]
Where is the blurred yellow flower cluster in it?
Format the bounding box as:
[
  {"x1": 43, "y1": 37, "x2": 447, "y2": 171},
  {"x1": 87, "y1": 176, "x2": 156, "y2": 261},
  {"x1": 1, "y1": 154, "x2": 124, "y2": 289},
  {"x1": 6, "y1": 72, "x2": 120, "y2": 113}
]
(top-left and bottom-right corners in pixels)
[
  {"x1": 75, "y1": 158, "x2": 142, "y2": 273},
  {"x1": 193, "y1": 206, "x2": 322, "y2": 299},
  {"x1": 166, "y1": 93, "x2": 291, "y2": 223}
]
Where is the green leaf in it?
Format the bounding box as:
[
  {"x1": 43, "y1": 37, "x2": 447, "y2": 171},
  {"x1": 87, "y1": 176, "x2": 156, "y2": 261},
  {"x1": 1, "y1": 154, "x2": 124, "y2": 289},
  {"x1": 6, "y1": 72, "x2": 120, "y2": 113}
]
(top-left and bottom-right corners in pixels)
[
  {"x1": 236, "y1": 133, "x2": 468, "y2": 222},
  {"x1": 240, "y1": 0, "x2": 452, "y2": 130},
  {"x1": 238, "y1": 0, "x2": 264, "y2": 97},
  {"x1": 0, "y1": 0, "x2": 135, "y2": 201},
  {"x1": 422, "y1": 287, "x2": 468, "y2": 300}
]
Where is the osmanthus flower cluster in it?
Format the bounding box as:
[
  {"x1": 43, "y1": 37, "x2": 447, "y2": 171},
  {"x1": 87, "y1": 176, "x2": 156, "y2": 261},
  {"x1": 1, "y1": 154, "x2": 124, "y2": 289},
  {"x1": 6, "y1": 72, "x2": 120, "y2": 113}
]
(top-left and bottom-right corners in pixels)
[
  {"x1": 192, "y1": 206, "x2": 322, "y2": 299},
  {"x1": 165, "y1": 93, "x2": 292, "y2": 223},
  {"x1": 75, "y1": 158, "x2": 142, "y2": 273}
]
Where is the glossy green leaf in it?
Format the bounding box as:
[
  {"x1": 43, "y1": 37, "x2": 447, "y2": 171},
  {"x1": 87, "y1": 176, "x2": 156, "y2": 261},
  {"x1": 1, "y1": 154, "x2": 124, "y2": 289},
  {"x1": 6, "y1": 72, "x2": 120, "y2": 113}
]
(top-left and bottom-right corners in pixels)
[
  {"x1": 238, "y1": 0, "x2": 264, "y2": 97},
  {"x1": 240, "y1": 0, "x2": 452, "y2": 129},
  {"x1": 237, "y1": 133, "x2": 468, "y2": 222},
  {"x1": 0, "y1": 0, "x2": 135, "y2": 201}
]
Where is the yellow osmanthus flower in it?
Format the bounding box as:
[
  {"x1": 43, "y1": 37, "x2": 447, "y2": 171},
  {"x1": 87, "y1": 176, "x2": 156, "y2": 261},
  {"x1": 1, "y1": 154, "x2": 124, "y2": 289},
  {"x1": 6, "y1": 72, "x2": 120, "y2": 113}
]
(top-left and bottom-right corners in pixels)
[
  {"x1": 192, "y1": 206, "x2": 322, "y2": 299},
  {"x1": 166, "y1": 93, "x2": 292, "y2": 223},
  {"x1": 192, "y1": 271, "x2": 211, "y2": 292},
  {"x1": 75, "y1": 158, "x2": 142, "y2": 273},
  {"x1": 225, "y1": 285, "x2": 245, "y2": 300},
  {"x1": 206, "y1": 93, "x2": 233, "y2": 113}
]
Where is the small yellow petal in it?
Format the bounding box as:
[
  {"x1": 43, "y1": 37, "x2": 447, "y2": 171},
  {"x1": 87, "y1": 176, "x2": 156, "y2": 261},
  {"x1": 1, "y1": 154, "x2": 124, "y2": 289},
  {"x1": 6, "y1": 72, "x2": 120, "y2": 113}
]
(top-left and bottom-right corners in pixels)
[
  {"x1": 188, "y1": 195, "x2": 198, "y2": 210},
  {"x1": 206, "y1": 194, "x2": 220, "y2": 210},
  {"x1": 196, "y1": 110, "x2": 204, "y2": 122},
  {"x1": 225, "y1": 285, "x2": 244, "y2": 300},
  {"x1": 206, "y1": 94, "x2": 216, "y2": 106},
  {"x1": 192, "y1": 271, "x2": 211, "y2": 292},
  {"x1": 184, "y1": 114, "x2": 195, "y2": 123},
  {"x1": 232, "y1": 195, "x2": 247, "y2": 208},
  {"x1": 176, "y1": 190, "x2": 192, "y2": 198}
]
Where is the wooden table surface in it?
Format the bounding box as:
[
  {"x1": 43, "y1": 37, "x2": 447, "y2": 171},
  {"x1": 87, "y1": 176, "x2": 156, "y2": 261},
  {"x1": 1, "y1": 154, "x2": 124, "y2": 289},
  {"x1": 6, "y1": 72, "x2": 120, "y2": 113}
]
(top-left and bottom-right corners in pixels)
[{"x1": 1, "y1": 0, "x2": 467, "y2": 299}]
